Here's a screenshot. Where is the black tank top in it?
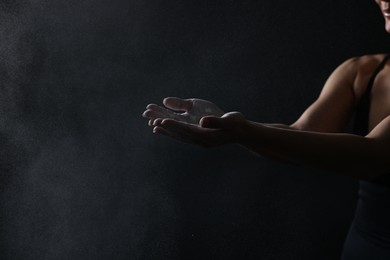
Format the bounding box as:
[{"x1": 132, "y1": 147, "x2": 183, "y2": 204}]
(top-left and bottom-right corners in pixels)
[
  {"x1": 342, "y1": 54, "x2": 390, "y2": 259},
  {"x1": 353, "y1": 54, "x2": 390, "y2": 187}
]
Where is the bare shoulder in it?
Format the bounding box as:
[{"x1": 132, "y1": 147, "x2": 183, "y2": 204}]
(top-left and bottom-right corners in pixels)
[
  {"x1": 293, "y1": 54, "x2": 388, "y2": 132},
  {"x1": 342, "y1": 54, "x2": 389, "y2": 98},
  {"x1": 354, "y1": 53, "x2": 387, "y2": 69},
  {"x1": 339, "y1": 54, "x2": 385, "y2": 73},
  {"x1": 321, "y1": 54, "x2": 382, "y2": 92}
]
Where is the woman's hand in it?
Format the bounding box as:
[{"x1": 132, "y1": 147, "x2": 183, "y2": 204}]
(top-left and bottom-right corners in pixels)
[
  {"x1": 152, "y1": 112, "x2": 248, "y2": 148},
  {"x1": 142, "y1": 97, "x2": 225, "y2": 126},
  {"x1": 142, "y1": 97, "x2": 247, "y2": 147}
]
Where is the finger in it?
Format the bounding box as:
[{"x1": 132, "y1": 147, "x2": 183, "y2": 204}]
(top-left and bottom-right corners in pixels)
[
  {"x1": 143, "y1": 107, "x2": 175, "y2": 120},
  {"x1": 148, "y1": 118, "x2": 164, "y2": 127},
  {"x1": 153, "y1": 126, "x2": 168, "y2": 135},
  {"x1": 153, "y1": 125, "x2": 202, "y2": 146},
  {"x1": 152, "y1": 118, "x2": 164, "y2": 126},
  {"x1": 200, "y1": 116, "x2": 226, "y2": 129},
  {"x1": 161, "y1": 119, "x2": 199, "y2": 132},
  {"x1": 145, "y1": 104, "x2": 175, "y2": 117},
  {"x1": 161, "y1": 119, "x2": 221, "y2": 146},
  {"x1": 143, "y1": 109, "x2": 170, "y2": 120},
  {"x1": 161, "y1": 119, "x2": 204, "y2": 141},
  {"x1": 156, "y1": 119, "x2": 233, "y2": 147},
  {"x1": 163, "y1": 97, "x2": 193, "y2": 112},
  {"x1": 142, "y1": 110, "x2": 150, "y2": 118}
]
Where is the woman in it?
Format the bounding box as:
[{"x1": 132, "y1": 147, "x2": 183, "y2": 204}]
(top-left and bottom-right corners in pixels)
[{"x1": 142, "y1": 1, "x2": 390, "y2": 259}]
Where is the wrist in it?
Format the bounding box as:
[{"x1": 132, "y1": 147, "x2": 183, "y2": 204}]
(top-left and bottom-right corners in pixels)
[
  {"x1": 235, "y1": 120, "x2": 269, "y2": 146},
  {"x1": 234, "y1": 118, "x2": 253, "y2": 144}
]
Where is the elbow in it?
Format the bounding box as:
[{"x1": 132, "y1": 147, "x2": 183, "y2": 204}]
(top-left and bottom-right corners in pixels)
[
  {"x1": 330, "y1": 153, "x2": 390, "y2": 181},
  {"x1": 355, "y1": 137, "x2": 390, "y2": 181}
]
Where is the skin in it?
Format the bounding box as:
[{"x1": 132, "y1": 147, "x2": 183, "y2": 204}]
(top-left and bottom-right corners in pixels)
[
  {"x1": 142, "y1": 1, "x2": 390, "y2": 181},
  {"x1": 376, "y1": 0, "x2": 390, "y2": 32}
]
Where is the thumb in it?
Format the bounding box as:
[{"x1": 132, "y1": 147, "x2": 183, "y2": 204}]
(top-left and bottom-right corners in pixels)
[{"x1": 200, "y1": 116, "x2": 226, "y2": 128}]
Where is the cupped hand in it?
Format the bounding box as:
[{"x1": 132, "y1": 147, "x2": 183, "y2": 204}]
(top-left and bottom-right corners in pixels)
[
  {"x1": 142, "y1": 97, "x2": 224, "y2": 126},
  {"x1": 151, "y1": 111, "x2": 248, "y2": 148}
]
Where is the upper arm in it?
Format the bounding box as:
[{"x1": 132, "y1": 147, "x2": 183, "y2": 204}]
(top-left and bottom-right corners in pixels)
[{"x1": 291, "y1": 57, "x2": 359, "y2": 133}]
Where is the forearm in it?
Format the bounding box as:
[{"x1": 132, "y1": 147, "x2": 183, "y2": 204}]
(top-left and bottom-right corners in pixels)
[{"x1": 239, "y1": 121, "x2": 389, "y2": 180}]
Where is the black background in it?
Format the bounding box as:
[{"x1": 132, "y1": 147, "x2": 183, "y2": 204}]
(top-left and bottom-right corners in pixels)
[{"x1": 0, "y1": 0, "x2": 389, "y2": 259}]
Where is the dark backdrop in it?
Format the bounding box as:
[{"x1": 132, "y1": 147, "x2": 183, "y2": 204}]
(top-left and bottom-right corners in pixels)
[{"x1": 0, "y1": 1, "x2": 389, "y2": 259}]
